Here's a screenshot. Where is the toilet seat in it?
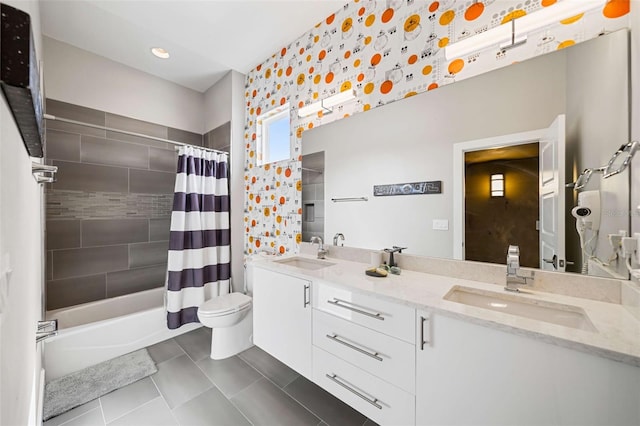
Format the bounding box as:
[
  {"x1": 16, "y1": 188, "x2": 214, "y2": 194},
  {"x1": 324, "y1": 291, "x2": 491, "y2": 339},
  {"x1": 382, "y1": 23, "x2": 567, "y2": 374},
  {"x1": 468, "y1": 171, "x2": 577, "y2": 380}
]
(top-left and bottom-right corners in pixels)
[{"x1": 198, "y1": 292, "x2": 252, "y2": 318}]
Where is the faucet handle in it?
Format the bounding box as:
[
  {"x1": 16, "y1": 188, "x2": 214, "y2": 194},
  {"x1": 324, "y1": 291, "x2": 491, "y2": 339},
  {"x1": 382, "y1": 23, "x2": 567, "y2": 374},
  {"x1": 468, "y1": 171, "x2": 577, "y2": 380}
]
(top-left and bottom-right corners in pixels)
[{"x1": 507, "y1": 245, "x2": 520, "y2": 256}]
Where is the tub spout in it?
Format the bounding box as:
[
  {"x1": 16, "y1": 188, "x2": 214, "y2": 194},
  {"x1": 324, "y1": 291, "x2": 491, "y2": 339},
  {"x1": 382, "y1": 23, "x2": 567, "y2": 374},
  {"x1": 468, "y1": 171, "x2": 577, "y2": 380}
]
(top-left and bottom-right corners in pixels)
[{"x1": 36, "y1": 319, "x2": 58, "y2": 343}]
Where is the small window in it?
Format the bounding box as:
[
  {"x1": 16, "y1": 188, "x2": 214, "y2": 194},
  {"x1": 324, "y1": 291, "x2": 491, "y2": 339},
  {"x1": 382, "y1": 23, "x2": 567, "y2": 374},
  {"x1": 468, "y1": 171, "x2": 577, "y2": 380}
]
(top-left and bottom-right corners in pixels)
[{"x1": 257, "y1": 104, "x2": 291, "y2": 166}]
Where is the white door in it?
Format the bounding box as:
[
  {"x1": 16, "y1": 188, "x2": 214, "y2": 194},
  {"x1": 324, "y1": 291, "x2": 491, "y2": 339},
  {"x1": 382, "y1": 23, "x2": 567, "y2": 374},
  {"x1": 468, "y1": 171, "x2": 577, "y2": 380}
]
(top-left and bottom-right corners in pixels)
[
  {"x1": 252, "y1": 266, "x2": 312, "y2": 378},
  {"x1": 539, "y1": 115, "x2": 566, "y2": 271}
]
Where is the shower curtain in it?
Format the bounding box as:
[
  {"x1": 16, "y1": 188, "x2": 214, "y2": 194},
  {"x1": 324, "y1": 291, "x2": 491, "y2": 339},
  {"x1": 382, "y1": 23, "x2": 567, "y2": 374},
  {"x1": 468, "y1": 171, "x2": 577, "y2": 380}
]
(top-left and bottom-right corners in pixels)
[{"x1": 166, "y1": 146, "x2": 231, "y2": 329}]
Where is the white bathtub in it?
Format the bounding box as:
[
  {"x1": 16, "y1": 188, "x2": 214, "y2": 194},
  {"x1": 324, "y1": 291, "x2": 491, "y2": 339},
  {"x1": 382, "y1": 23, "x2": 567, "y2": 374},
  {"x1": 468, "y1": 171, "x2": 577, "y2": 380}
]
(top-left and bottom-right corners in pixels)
[{"x1": 44, "y1": 287, "x2": 200, "y2": 382}]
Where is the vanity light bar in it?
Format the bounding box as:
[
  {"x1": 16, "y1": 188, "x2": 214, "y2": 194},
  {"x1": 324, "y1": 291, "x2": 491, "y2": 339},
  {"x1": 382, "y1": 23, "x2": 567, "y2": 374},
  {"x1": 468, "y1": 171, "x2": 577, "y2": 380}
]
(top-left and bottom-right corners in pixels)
[
  {"x1": 445, "y1": 0, "x2": 606, "y2": 60},
  {"x1": 298, "y1": 101, "x2": 327, "y2": 118},
  {"x1": 322, "y1": 89, "x2": 356, "y2": 108},
  {"x1": 298, "y1": 90, "x2": 356, "y2": 118}
]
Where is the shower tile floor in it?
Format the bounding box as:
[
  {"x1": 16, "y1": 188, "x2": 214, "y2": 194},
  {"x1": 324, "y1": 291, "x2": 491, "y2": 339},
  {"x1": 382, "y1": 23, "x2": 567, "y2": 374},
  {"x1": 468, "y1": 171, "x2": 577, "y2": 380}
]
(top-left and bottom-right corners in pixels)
[{"x1": 44, "y1": 327, "x2": 377, "y2": 426}]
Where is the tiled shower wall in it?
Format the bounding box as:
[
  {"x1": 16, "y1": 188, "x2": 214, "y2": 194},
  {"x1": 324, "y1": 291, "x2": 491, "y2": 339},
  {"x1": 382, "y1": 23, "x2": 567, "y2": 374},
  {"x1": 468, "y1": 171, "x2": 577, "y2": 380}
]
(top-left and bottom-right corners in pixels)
[
  {"x1": 45, "y1": 99, "x2": 226, "y2": 310},
  {"x1": 301, "y1": 152, "x2": 325, "y2": 244}
]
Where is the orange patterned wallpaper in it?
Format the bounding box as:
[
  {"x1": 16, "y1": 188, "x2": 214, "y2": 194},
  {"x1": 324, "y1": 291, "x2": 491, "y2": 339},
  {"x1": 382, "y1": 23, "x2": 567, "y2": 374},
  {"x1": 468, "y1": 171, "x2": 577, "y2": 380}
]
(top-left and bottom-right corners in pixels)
[{"x1": 243, "y1": 0, "x2": 630, "y2": 256}]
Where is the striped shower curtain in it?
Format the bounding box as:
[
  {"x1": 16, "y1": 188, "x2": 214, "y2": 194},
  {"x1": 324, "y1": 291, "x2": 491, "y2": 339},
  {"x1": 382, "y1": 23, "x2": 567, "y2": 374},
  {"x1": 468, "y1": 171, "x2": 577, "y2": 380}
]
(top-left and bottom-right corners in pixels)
[{"x1": 166, "y1": 146, "x2": 231, "y2": 329}]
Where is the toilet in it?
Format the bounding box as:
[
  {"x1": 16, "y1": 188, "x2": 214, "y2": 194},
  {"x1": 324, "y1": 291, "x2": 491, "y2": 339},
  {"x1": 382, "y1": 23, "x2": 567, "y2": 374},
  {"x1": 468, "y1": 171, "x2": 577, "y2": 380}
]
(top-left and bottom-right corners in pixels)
[{"x1": 197, "y1": 291, "x2": 253, "y2": 360}]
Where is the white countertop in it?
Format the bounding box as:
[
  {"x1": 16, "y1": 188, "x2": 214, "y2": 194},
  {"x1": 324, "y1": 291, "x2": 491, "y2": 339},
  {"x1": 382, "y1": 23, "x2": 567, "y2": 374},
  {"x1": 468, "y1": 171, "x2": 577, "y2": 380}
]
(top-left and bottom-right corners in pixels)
[{"x1": 250, "y1": 253, "x2": 640, "y2": 367}]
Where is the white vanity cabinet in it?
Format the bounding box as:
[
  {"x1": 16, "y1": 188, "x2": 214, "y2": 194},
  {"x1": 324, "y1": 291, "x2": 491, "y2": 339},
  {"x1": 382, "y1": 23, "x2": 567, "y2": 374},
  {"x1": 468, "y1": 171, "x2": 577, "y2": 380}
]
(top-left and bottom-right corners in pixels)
[
  {"x1": 312, "y1": 282, "x2": 416, "y2": 426},
  {"x1": 415, "y1": 310, "x2": 640, "y2": 426},
  {"x1": 251, "y1": 265, "x2": 312, "y2": 378}
]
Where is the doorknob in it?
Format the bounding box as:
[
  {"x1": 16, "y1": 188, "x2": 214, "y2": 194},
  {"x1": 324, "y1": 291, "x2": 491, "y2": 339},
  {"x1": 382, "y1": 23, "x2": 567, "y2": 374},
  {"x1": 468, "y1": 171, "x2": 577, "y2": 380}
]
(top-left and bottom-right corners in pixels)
[{"x1": 543, "y1": 254, "x2": 558, "y2": 270}]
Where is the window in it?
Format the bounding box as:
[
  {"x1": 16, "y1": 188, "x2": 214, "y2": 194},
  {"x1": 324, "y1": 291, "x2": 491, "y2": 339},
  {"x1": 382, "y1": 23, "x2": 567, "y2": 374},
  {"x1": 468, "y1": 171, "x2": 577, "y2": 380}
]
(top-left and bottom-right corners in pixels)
[{"x1": 257, "y1": 104, "x2": 291, "y2": 166}]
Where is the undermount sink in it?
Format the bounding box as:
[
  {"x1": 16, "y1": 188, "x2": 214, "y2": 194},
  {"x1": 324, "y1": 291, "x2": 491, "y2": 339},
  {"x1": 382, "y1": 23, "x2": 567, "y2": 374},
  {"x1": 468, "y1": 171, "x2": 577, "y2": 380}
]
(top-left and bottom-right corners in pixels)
[
  {"x1": 274, "y1": 257, "x2": 336, "y2": 270},
  {"x1": 444, "y1": 286, "x2": 597, "y2": 332}
]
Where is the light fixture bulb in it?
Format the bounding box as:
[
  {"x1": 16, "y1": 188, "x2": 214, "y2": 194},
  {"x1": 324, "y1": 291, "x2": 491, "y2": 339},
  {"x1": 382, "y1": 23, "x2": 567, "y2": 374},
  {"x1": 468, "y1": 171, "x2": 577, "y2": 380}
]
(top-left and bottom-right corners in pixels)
[
  {"x1": 151, "y1": 47, "x2": 170, "y2": 59},
  {"x1": 491, "y1": 173, "x2": 505, "y2": 197}
]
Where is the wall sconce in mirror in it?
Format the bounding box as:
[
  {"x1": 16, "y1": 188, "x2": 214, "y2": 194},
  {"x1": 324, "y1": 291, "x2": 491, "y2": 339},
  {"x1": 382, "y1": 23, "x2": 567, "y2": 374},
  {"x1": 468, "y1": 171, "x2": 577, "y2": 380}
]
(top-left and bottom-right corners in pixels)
[
  {"x1": 566, "y1": 140, "x2": 639, "y2": 190},
  {"x1": 298, "y1": 89, "x2": 356, "y2": 118},
  {"x1": 491, "y1": 173, "x2": 504, "y2": 197},
  {"x1": 603, "y1": 140, "x2": 639, "y2": 178},
  {"x1": 444, "y1": 0, "x2": 606, "y2": 60}
]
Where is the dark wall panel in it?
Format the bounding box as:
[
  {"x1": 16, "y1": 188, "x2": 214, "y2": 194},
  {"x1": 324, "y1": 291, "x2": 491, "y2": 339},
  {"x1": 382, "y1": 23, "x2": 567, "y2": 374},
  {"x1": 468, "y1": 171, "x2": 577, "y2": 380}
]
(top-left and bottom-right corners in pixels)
[
  {"x1": 52, "y1": 245, "x2": 129, "y2": 280},
  {"x1": 82, "y1": 219, "x2": 149, "y2": 247},
  {"x1": 47, "y1": 274, "x2": 106, "y2": 310},
  {"x1": 46, "y1": 219, "x2": 81, "y2": 250},
  {"x1": 53, "y1": 160, "x2": 129, "y2": 192},
  {"x1": 44, "y1": 99, "x2": 201, "y2": 309},
  {"x1": 130, "y1": 169, "x2": 175, "y2": 194}
]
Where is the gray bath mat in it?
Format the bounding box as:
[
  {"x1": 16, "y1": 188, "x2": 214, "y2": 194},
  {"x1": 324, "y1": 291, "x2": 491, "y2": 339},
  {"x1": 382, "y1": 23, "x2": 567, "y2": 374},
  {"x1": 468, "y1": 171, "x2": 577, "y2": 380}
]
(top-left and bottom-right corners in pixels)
[{"x1": 43, "y1": 348, "x2": 157, "y2": 421}]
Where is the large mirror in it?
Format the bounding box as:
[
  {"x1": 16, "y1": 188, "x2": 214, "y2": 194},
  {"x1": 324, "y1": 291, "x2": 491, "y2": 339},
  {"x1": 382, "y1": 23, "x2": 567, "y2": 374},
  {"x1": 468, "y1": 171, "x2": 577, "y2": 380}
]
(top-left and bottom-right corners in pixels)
[{"x1": 302, "y1": 29, "x2": 630, "y2": 279}]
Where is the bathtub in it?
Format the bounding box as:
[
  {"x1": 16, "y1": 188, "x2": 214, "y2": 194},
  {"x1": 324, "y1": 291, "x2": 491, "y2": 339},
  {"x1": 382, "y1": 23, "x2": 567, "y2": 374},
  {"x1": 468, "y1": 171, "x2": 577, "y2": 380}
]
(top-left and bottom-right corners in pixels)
[{"x1": 44, "y1": 287, "x2": 201, "y2": 382}]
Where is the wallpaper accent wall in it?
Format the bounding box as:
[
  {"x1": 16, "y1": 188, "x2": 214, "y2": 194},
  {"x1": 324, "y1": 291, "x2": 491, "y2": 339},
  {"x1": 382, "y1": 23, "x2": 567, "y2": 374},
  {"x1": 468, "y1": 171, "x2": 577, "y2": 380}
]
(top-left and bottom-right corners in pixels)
[{"x1": 243, "y1": 0, "x2": 630, "y2": 255}]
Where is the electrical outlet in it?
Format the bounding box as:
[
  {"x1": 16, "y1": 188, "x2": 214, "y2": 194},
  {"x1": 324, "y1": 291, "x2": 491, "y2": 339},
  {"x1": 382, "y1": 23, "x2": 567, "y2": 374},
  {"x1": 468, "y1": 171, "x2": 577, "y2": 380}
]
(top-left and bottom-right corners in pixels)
[{"x1": 432, "y1": 219, "x2": 449, "y2": 231}]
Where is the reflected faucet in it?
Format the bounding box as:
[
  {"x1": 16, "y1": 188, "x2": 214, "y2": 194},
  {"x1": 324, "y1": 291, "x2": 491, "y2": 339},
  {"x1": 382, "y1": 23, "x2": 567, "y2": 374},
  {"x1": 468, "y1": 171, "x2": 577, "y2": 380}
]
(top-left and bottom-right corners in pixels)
[
  {"x1": 505, "y1": 245, "x2": 535, "y2": 292},
  {"x1": 310, "y1": 236, "x2": 328, "y2": 259},
  {"x1": 333, "y1": 233, "x2": 345, "y2": 246}
]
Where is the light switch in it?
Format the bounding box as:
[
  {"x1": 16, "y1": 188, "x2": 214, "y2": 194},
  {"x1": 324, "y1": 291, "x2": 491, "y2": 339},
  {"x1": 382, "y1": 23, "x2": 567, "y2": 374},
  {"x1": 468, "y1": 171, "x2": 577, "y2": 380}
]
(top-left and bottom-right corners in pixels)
[{"x1": 432, "y1": 219, "x2": 449, "y2": 231}]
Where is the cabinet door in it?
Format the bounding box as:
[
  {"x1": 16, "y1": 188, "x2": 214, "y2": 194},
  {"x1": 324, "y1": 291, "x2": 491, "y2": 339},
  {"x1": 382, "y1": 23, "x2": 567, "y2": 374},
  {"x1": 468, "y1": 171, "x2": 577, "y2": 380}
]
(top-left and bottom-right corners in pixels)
[
  {"x1": 252, "y1": 266, "x2": 312, "y2": 378},
  {"x1": 415, "y1": 310, "x2": 640, "y2": 426}
]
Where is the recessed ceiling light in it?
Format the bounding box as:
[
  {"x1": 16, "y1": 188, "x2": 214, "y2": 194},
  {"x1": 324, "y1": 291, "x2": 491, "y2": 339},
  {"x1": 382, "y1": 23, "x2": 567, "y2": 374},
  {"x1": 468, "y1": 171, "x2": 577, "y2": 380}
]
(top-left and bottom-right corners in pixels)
[{"x1": 151, "y1": 47, "x2": 170, "y2": 59}]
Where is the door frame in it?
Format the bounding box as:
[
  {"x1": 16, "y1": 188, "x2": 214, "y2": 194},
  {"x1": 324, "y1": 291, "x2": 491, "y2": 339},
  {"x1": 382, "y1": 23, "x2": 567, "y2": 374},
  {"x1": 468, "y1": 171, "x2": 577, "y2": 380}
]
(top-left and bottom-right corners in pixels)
[{"x1": 452, "y1": 128, "x2": 546, "y2": 260}]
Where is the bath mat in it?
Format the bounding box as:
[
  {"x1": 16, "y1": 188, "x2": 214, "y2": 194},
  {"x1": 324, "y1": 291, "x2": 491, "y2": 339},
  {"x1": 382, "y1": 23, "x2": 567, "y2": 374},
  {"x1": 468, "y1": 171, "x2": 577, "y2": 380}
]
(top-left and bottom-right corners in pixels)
[{"x1": 43, "y1": 348, "x2": 157, "y2": 421}]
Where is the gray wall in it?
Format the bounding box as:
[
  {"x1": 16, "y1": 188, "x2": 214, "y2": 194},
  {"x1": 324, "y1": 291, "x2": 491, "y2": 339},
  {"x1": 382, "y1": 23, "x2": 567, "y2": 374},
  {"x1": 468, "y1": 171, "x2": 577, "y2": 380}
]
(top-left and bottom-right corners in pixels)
[
  {"x1": 45, "y1": 99, "x2": 204, "y2": 310},
  {"x1": 205, "y1": 121, "x2": 231, "y2": 152},
  {"x1": 565, "y1": 31, "x2": 630, "y2": 274}
]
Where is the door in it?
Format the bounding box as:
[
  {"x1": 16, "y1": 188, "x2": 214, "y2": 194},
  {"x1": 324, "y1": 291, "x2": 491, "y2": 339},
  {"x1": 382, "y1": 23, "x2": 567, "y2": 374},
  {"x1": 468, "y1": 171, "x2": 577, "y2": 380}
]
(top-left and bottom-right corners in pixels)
[
  {"x1": 252, "y1": 266, "x2": 312, "y2": 378},
  {"x1": 539, "y1": 115, "x2": 566, "y2": 271}
]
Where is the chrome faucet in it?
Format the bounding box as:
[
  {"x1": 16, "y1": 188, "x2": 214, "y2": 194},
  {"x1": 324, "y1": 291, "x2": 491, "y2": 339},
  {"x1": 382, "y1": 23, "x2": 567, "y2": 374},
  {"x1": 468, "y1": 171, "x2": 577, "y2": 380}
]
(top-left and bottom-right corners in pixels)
[
  {"x1": 310, "y1": 236, "x2": 328, "y2": 259},
  {"x1": 505, "y1": 245, "x2": 534, "y2": 292},
  {"x1": 333, "y1": 233, "x2": 345, "y2": 246},
  {"x1": 384, "y1": 246, "x2": 406, "y2": 268}
]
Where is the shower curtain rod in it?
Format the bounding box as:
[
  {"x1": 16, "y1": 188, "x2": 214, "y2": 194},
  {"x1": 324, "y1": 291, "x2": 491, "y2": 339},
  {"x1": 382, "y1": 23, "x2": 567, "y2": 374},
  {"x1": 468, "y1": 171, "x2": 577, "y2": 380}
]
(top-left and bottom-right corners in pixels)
[{"x1": 43, "y1": 113, "x2": 226, "y2": 154}]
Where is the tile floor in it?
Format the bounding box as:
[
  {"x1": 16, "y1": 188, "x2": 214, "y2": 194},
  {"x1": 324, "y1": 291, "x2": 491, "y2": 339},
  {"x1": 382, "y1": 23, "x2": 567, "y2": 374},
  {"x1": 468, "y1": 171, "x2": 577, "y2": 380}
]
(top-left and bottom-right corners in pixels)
[{"x1": 44, "y1": 327, "x2": 377, "y2": 426}]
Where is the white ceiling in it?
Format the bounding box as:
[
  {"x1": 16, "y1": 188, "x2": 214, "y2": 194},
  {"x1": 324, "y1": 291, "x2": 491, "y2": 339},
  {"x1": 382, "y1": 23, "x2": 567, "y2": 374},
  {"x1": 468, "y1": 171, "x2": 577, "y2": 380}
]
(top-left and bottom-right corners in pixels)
[{"x1": 40, "y1": 0, "x2": 347, "y2": 93}]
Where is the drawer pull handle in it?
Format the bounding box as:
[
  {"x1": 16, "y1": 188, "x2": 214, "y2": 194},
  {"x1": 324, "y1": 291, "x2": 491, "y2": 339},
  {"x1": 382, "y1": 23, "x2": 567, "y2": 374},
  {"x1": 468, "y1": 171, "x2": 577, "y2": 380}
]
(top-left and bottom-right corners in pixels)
[
  {"x1": 326, "y1": 334, "x2": 383, "y2": 362},
  {"x1": 303, "y1": 284, "x2": 310, "y2": 308},
  {"x1": 420, "y1": 315, "x2": 430, "y2": 350},
  {"x1": 327, "y1": 298, "x2": 385, "y2": 321},
  {"x1": 325, "y1": 373, "x2": 383, "y2": 410}
]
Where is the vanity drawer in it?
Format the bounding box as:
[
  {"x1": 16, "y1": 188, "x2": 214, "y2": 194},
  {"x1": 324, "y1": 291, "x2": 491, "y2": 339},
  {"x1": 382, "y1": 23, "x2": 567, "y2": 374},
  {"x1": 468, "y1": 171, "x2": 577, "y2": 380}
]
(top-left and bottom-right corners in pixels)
[
  {"x1": 313, "y1": 282, "x2": 415, "y2": 343},
  {"x1": 313, "y1": 309, "x2": 415, "y2": 394},
  {"x1": 313, "y1": 346, "x2": 415, "y2": 426}
]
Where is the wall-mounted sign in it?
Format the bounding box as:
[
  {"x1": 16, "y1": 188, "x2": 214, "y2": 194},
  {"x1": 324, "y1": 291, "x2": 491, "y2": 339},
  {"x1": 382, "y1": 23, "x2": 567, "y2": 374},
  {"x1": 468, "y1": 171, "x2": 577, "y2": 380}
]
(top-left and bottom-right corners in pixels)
[{"x1": 373, "y1": 181, "x2": 442, "y2": 197}]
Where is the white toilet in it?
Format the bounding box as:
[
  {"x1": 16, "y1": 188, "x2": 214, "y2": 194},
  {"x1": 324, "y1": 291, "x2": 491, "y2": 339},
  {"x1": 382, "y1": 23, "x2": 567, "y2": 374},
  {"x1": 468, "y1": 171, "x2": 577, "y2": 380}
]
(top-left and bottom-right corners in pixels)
[{"x1": 197, "y1": 291, "x2": 253, "y2": 359}]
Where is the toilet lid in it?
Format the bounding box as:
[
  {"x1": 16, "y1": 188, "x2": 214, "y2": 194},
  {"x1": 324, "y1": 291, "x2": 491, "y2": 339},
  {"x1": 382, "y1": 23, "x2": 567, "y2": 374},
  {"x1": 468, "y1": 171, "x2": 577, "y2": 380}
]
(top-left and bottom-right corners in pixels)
[{"x1": 199, "y1": 292, "x2": 252, "y2": 316}]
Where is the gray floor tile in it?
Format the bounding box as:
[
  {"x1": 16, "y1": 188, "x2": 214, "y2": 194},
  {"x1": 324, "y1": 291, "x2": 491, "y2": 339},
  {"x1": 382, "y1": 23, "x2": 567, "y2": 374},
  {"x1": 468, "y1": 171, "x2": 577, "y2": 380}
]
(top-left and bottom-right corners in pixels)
[
  {"x1": 238, "y1": 345, "x2": 300, "y2": 388},
  {"x1": 284, "y1": 375, "x2": 367, "y2": 426},
  {"x1": 100, "y1": 377, "x2": 159, "y2": 423},
  {"x1": 196, "y1": 355, "x2": 262, "y2": 397},
  {"x1": 151, "y1": 354, "x2": 212, "y2": 409},
  {"x1": 174, "y1": 327, "x2": 211, "y2": 362},
  {"x1": 43, "y1": 400, "x2": 100, "y2": 426},
  {"x1": 60, "y1": 407, "x2": 105, "y2": 426},
  {"x1": 231, "y1": 378, "x2": 320, "y2": 426},
  {"x1": 107, "y1": 397, "x2": 177, "y2": 426},
  {"x1": 147, "y1": 338, "x2": 185, "y2": 364},
  {"x1": 172, "y1": 387, "x2": 251, "y2": 426}
]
